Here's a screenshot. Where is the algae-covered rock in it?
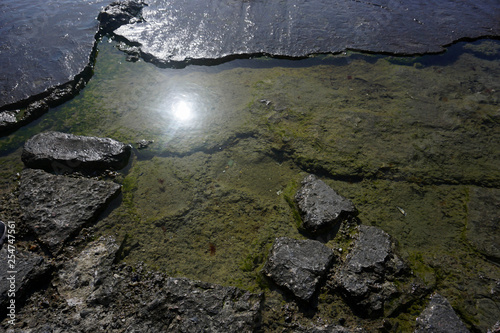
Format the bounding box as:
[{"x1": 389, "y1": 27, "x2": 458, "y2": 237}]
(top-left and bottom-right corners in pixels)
[
  {"x1": 415, "y1": 293, "x2": 470, "y2": 333},
  {"x1": 331, "y1": 225, "x2": 408, "y2": 317},
  {"x1": 466, "y1": 187, "x2": 500, "y2": 263},
  {"x1": 18, "y1": 169, "x2": 121, "y2": 254},
  {"x1": 22, "y1": 131, "x2": 131, "y2": 173},
  {"x1": 262, "y1": 237, "x2": 335, "y2": 302},
  {"x1": 295, "y1": 174, "x2": 357, "y2": 235}
]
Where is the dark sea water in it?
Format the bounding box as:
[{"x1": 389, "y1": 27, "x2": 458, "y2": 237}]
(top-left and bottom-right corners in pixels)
[{"x1": 0, "y1": 0, "x2": 500, "y2": 331}]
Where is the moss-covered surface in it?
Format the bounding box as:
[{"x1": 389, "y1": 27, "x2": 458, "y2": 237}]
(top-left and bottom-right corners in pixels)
[{"x1": 0, "y1": 38, "x2": 499, "y2": 331}]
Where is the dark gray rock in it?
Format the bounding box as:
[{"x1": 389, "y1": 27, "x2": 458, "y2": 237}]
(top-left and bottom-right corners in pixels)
[
  {"x1": 17, "y1": 237, "x2": 262, "y2": 332},
  {"x1": 0, "y1": 246, "x2": 52, "y2": 317},
  {"x1": 0, "y1": 0, "x2": 107, "y2": 109},
  {"x1": 110, "y1": 0, "x2": 500, "y2": 65},
  {"x1": 18, "y1": 169, "x2": 121, "y2": 254},
  {"x1": 262, "y1": 237, "x2": 335, "y2": 302},
  {"x1": 98, "y1": 0, "x2": 147, "y2": 34},
  {"x1": 331, "y1": 225, "x2": 407, "y2": 317},
  {"x1": 295, "y1": 174, "x2": 357, "y2": 235},
  {"x1": 294, "y1": 324, "x2": 363, "y2": 332},
  {"x1": 415, "y1": 293, "x2": 470, "y2": 333},
  {"x1": 22, "y1": 131, "x2": 132, "y2": 172},
  {"x1": 466, "y1": 187, "x2": 500, "y2": 263}
]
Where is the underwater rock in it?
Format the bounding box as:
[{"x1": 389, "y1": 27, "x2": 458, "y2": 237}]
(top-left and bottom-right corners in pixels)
[
  {"x1": 0, "y1": 246, "x2": 52, "y2": 316},
  {"x1": 262, "y1": 237, "x2": 335, "y2": 302},
  {"x1": 22, "y1": 131, "x2": 132, "y2": 173},
  {"x1": 18, "y1": 169, "x2": 121, "y2": 254},
  {"x1": 295, "y1": 174, "x2": 357, "y2": 235},
  {"x1": 109, "y1": 0, "x2": 500, "y2": 65},
  {"x1": 415, "y1": 293, "x2": 470, "y2": 333},
  {"x1": 331, "y1": 225, "x2": 408, "y2": 317},
  {"x1": 466, "y1": 187, "x2": 500, "y2": 264}
]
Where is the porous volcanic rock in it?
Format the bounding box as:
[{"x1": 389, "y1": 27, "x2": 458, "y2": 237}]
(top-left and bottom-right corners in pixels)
[
  {"x1": 331, "y1": 225, "x2": 408, "y2": 317},
  {"x1": 262, "y1": 237, "x2": 335, "y2": 302},
  {"x1": 18, "y1": 169, "x2": 121, "y2": 254},
  {"x1": 22, "y1": 131, "x2": 131, "y2": 173},
  {"x1": 415, "y1": 293, "x2": 470, "y2": 333},
  {"x1": 295, "y1": 174, "x2": 357, "y2": 235}
]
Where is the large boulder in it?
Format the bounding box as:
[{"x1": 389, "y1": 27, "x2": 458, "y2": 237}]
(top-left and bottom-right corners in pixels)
[
  {"x1": 415, "y1": 293, "x2": 470, "y2": 333},
  {"x1": 330, "y1": 225, "x2": 408, "y2": 317},
  {"x1": 466, "y1": 187, "x2": 500, "y2": 264},
  {"x1": 21, "y1": 131, "x2": 131, "y2": 173},
  {"x1": 295, "y1": 174, "x2": 357, "y2": 235},
  {"x1": 18, "y1": 169, "x2": 121, "y2": 254},
  {"x1": 262, "y1": 237, "x2": 335, "y2": 302}
]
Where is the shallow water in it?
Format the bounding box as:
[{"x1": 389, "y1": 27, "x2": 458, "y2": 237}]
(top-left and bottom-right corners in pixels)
[{"x1": 1, "y1": 38, "x2": 499, "y2": 331}]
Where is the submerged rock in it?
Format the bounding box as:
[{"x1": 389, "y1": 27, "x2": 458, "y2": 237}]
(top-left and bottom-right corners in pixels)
[
  {"x1": 0, "y1": 247, "x2": 51, "y2": 316},
  {"x1": 331, "y1": 225, "x2": 408, "y2": 317},
  {"x1": 295, "y1": 174, "x2": 357, "y2": 235},
  {"x1": 18, "y1": 169, "x2": 121, "y2": 254},
  {"x1": 466, "y1": 187, "x2": 500, "y2": 263},
  {"x1": 22, "y1": 131, "x2": 132, "y2": 173},
  {"x1": 262, "y1": 237, "x2": 335, "y2": 302},
  {"x1": 415, "y1": 293, "x2": 470, "y2": 333}
]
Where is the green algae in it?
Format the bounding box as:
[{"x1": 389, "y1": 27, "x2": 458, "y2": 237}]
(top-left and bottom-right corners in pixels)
[{"x1": 0, "y1": 38, "x2": 499, "y2": 331}]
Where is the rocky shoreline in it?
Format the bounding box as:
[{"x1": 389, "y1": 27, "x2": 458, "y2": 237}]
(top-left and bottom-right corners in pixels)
[{"x1": 2, "y1": 131, "x2": 495, "y2": 332}]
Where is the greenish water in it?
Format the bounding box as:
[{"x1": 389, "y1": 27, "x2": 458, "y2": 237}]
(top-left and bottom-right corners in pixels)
[{"x1": 1, "y1": 38, "x2": 499, "y2": 331}]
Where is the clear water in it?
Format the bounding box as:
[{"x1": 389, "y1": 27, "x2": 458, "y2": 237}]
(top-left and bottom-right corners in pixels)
[{"x1": 1, "y1": 37, "x2": 499, "y2": 331}]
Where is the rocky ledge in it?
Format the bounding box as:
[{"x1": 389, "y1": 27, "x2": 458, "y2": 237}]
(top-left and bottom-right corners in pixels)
[{"x1": 102, "y1": 0, "x2": 500, "y2": 65}]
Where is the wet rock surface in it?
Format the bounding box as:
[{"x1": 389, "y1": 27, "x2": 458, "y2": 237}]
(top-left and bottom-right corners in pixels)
[
  {"x1": 330, "y1": 225, "x2": 408, "y2": 317},
  {"x1": 22, "y1": 131, "x2": 132, "y2": 172},
  {"x1": 110, "y1": 0, "x2": 500, "y2": 64},
  {"x1": 295, "y1": 174, "x2": 357, "y2": 235},
  {"x1": 0, "y1": 247, "x2": 51, "y2": 317},
  {"x1": 0, "y1": 0, "x2": 108, "y2": 110},
  {"x1": 9, "y1": 237, "x2": 262, "y2": 332},
  {"x1": 98, "y1": 0, "x2": 146, "y2": 34},
  {"x1": 262, "y1": 237, "x2": 335, "y2": 302},
  {"x1": 18, "y1": 169, "x2": 121, "y2": 254},
  {"x1": 415, "y1": 293, "x2": 470, "y2": 333},
  {"x1": 466, "y1": 187, "x2": 500, "y2": 263}
]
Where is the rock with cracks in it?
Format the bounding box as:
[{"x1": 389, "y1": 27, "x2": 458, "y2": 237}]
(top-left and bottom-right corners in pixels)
[
  {"x1": 415, "y1": 293, "x2": 470, "y2": 333},
  {"x1": 331, "y1": 225, "x2": 408, "y2": 317},
  {"x1": 18, "y1": 169, "x2": 121, "y2": 254},
  {"x1": 22, "y1": 131, "x2": 131, "y2": 173},
  {"x1": 262, "y1": 237, "x2": 335, "y2": 302},
  {"x1": 295, "y1": 174, "x2": 357, "y2": 235},
  {"x1": 26, "y1": 237, "x2": 263, "y2": 332}
]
